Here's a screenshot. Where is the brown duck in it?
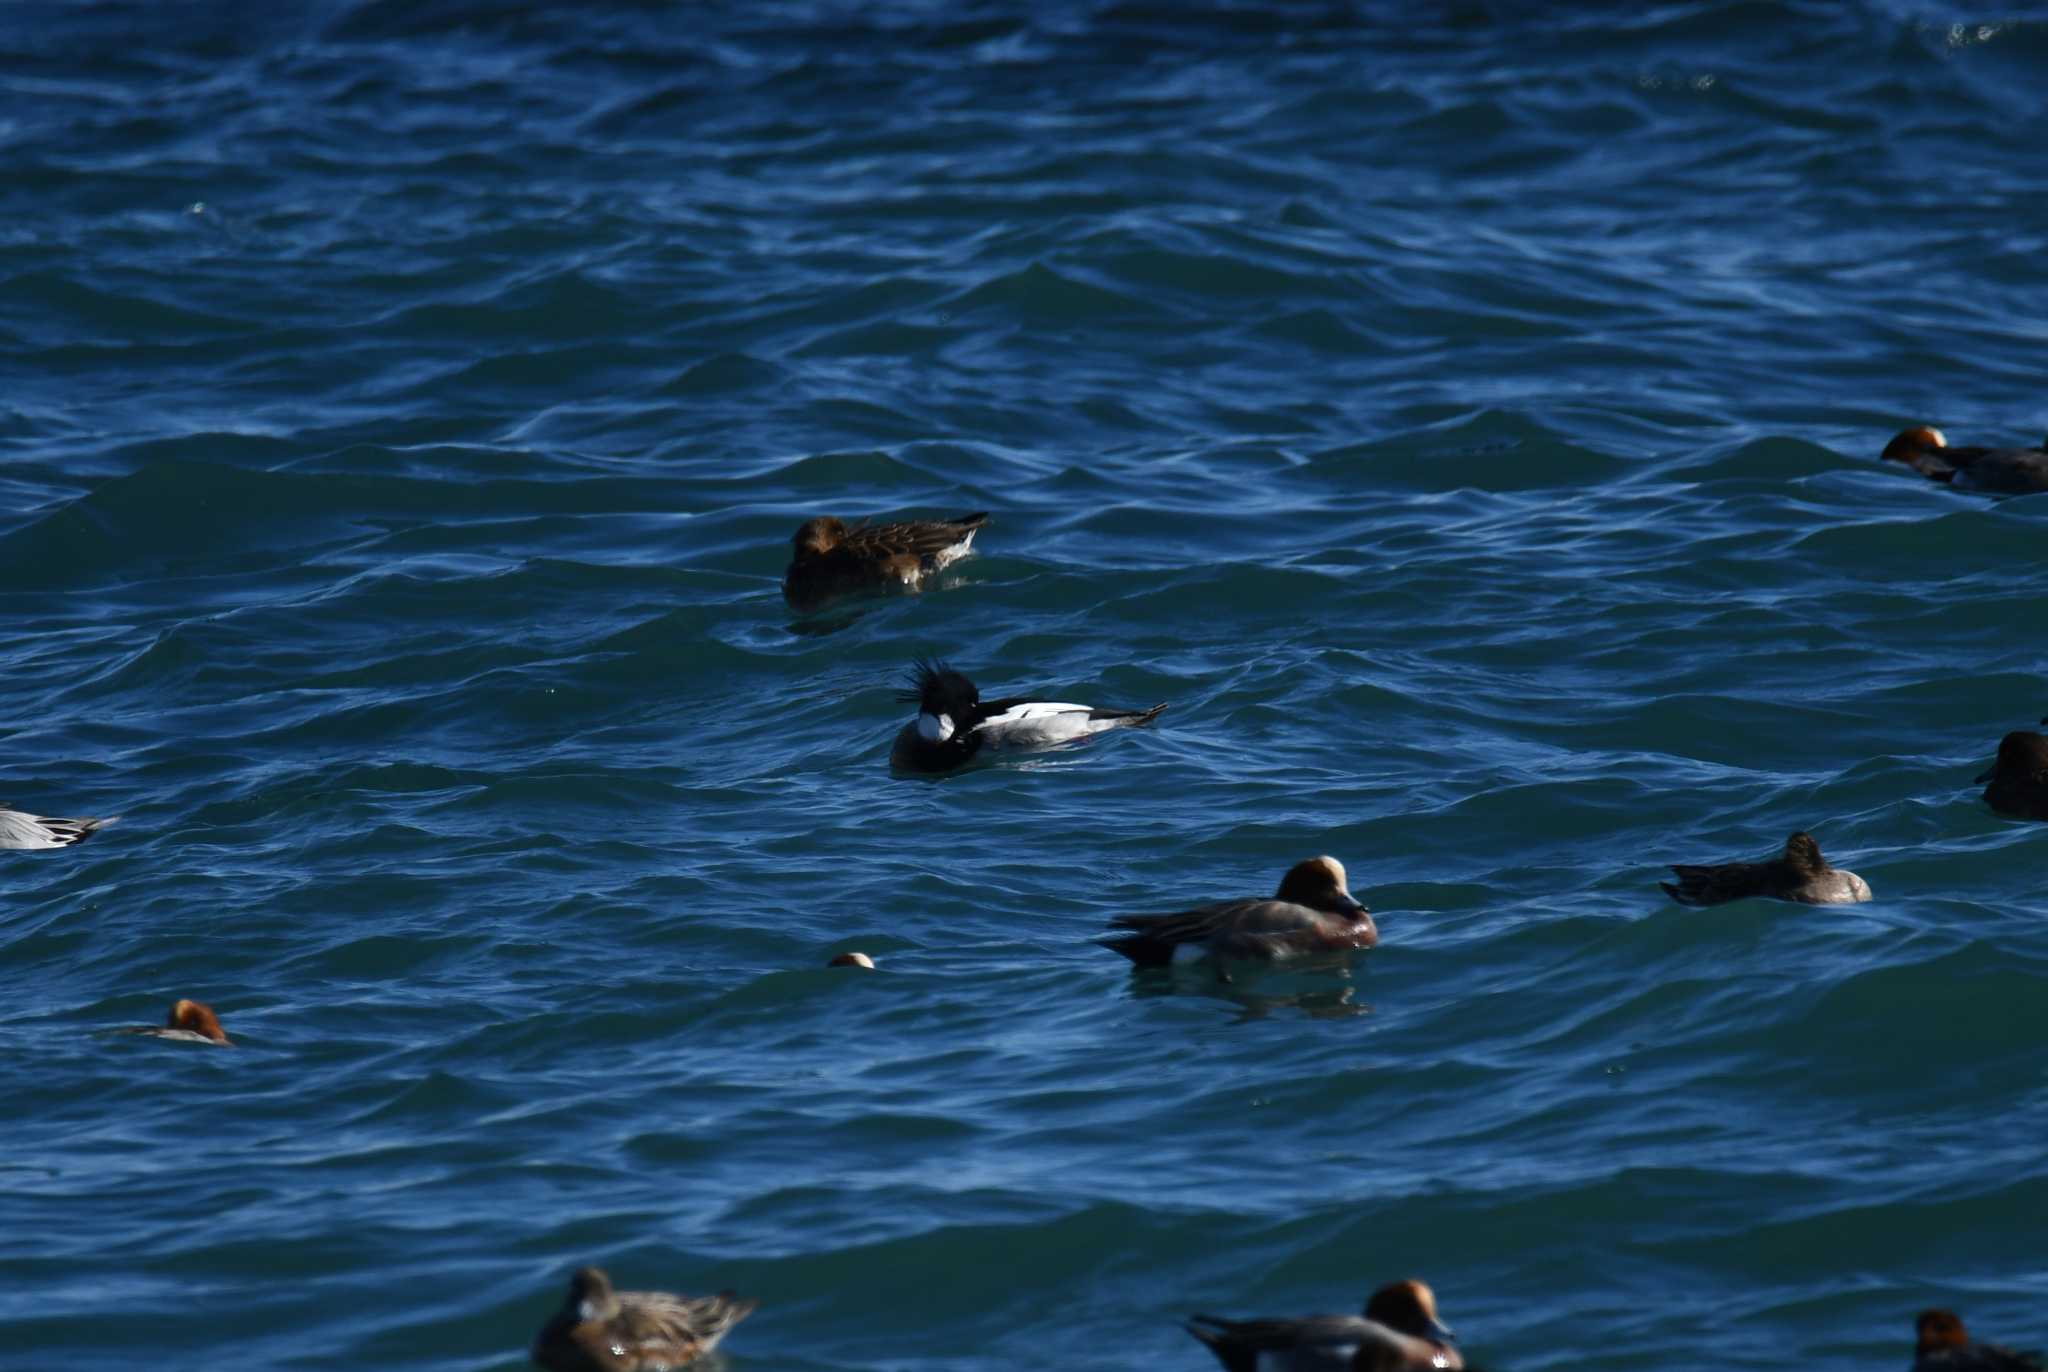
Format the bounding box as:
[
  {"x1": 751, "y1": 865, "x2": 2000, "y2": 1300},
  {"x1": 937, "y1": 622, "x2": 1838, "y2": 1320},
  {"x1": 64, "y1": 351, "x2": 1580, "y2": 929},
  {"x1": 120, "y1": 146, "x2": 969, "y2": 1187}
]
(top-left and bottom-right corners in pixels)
[
  {"x1": 532, "y1": 1267, "x2": 756, "y2": 1372},
  {"x1": 1101, "y1": 856, "x2": 1376, "y2": 967},
  {"x1": 1188, "y1": 1277, "x2": 1463, "y2": 1372},
  {"x1": 781, "y1": 510, "x2": 988, "y2": 611},
  {"x1": 1660, "y1": 831, "x2": 1871, "y2": 906}
]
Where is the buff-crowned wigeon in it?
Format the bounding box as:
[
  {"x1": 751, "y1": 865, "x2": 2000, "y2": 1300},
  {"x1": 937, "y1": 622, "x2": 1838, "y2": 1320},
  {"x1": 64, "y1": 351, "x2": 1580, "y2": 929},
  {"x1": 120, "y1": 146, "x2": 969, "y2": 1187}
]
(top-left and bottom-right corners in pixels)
[
  {"x1": 1101, "y1": 856, "x2": 1376, "y2": 967},
  {"x1": 1881, "y1": 427, "x2": 2048, "y2": 495},
  {"x1": 1912, "y1": 1308, "x2": 2043, "y2": 1371},
  {"x1": 120, "y1": 998, "x2": 232, "y2": 1046},
  {"x1": 889, "y1": 658, "x2": 1167, "y2": 774},
  {"x1": 782, "y1": 510, "x2": 988, "y2": 611},
  {"x1": 1660, "y1": 831, "x2": 1871, "y2": 906},
  {"x1": 0, "y1": 803, "x2": 117, "y2": 850},
  {"x1": 1975, "y1": 730, "x2": 2048, "y2": 821},
  {"x1": 532, "y1": 1266, "x2": 757, "y2": 1372},
  {"x1": 1188, "y1": 1278, "x2": 1463, "y2": 1372}
]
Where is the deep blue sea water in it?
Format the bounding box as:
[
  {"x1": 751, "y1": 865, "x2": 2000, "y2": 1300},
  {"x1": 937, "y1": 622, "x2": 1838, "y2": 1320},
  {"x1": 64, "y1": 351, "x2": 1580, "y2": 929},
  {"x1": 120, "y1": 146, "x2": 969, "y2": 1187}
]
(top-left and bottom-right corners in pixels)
[{"x1": 4, "y1": 3, "x2": 2046, "y2": 1368}]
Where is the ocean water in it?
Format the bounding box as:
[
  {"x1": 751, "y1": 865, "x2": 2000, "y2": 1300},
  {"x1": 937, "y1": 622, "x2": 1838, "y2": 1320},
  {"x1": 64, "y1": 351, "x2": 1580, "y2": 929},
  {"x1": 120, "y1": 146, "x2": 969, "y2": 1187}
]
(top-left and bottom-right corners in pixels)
[{"x1": 3, "y1": 2, "x2": 2045, "y2": 1368}]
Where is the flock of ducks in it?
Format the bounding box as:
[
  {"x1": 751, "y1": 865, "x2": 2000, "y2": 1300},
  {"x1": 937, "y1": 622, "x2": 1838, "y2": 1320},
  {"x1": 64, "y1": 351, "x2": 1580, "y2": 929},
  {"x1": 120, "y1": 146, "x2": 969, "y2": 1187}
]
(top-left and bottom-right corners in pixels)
[{"x1": 11, "y1": 426, "x2": 2044, "y2": 1370}]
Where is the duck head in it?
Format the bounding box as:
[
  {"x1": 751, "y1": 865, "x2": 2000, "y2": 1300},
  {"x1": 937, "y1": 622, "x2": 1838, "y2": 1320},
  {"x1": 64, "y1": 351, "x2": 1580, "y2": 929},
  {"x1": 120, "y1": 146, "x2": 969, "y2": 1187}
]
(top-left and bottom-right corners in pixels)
[
  {"x1": 1781, "y1": 832, "x2": 1827, "y2": 873},
  {"x1": 791, "y1": 516, "x2": 847, "y2": 558},
  {"x1": 898, "y1": 658, "x2": 980, "y2": 743},
  {"x1": 1364, "y1": 1278, "x2": 1455, "y2": 1345},
  {"x1": 1976, "y1": 729, "x2": 2048, "y2": 783},
  {"x1": 565, "y1": 1266, "x2": 620, "y2": 1323},
  {"x1": 167, "y1": 998, "x2": 231, "y2": 1045},
  {"x1": 1275, "y1": 856, "x2": 1369, "y2": 919},
  {"x1": 1915, "y1": 1309, "x2": 1967, "y2": 1356},
  {"x1": 1881, "y1": 426, "x2": 1957, "y2": 481}
]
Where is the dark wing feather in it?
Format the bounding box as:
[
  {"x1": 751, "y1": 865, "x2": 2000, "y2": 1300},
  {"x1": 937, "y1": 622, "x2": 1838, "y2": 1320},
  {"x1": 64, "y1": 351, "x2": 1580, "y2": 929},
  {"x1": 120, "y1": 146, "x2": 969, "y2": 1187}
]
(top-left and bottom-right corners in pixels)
[
  {"x1": 1187, "y1": 1315, "x2": 1299, "y2": 1372},
  {"x1": 1661, "y1": 858, "x2": 1774, "y2": 906},
  {"x1": 1101, "y1": 899, "x2": 1248, "y2": 966},
  {"x1": 1952, "y1": 448, "x2": 2048, "y2": 494},
  {"x1": 1088, "y1": 701, "x2": 1168, "y2": 726}
]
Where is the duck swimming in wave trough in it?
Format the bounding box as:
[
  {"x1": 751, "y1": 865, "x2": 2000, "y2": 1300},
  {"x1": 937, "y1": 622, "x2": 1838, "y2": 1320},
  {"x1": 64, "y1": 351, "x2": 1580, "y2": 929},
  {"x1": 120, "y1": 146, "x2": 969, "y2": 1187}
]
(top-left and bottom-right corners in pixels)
[
  {"x1": 1975, "y1": 729, "x2": 2048, "y2": 821},
  {"x1": 0, "y1": 803, "x2": 117, "y2": 850},
  {"x1": 1659, "y1": 831, "x2": 1871, "y2": 906},
  {"x1": 1101, "y1": 856, "x2": 1376, "y2": 967},
  {"x1": 889, "y1": 658, "x2": 1166, "y2": 774},
  {"x1": 1912, "y1": 1308, "x2": 2043, "y2": 1372},
  {"x1": 1881, "y1": 427, "x2": 2048, "y2": 495},
  {"x1": 782, "y1": 510, "x2": 988, "y2": 611},
  {"x1": 118, "y1": 998, "x2": 232, "y2": 1046},
  {"x1": 1187, "y1": 1278, "x2": 1463, "y2": 1372},
  {"x1": 532, "y1": 1266, "x2": 757, "y2": 1372}
]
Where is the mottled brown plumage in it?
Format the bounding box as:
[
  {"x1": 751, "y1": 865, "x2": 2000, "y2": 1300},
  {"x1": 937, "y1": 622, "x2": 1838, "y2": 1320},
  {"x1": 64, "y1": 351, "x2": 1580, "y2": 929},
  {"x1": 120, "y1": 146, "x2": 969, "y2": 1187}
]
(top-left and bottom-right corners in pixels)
[
  {"x1": 1660, "y1": 831, "x2": 1871, "y2": 906},
  {"x1": 532, "y1": 1267, "x2": 755, "y2": 1372},
  {"x1": 781, "y1": 510, "x2": 988, "y2": 611}
]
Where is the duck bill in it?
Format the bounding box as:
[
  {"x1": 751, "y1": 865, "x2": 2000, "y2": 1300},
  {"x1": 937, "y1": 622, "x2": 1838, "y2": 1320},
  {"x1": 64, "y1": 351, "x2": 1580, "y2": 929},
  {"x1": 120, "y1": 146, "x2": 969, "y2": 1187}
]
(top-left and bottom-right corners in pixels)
[{"x1": 1427, "y1": 1317, "x2": 1455, "y2": 1344}]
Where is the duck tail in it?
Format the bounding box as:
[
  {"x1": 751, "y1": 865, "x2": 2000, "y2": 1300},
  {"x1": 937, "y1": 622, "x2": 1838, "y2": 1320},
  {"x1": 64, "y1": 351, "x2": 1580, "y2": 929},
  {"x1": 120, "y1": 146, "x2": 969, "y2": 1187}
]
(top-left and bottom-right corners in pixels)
[
  {"x1": 1183, "y1": 1317, "x2": 1259, "y2": 1372},
  {"x1": 48, "y1": 813, "x2": 117, "y2": 847},
  {"x1": 1660, "y1": 867, "x2": 1714, "y2": 906},
  {"x1": 1092, "y1": 702, "x2": 1169, "y2": 728},
  {"x1": 1098, "y1": 932, "x2": 1174, "y2": 967}
]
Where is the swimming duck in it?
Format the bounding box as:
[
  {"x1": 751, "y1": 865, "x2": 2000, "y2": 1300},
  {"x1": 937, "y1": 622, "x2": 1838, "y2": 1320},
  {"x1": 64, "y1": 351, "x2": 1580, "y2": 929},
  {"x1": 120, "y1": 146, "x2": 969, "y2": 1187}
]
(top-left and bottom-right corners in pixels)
[
  {"x1": 0, "y1": 804, "x2": 116, "y2": 850},
  {"x1": 1101, "y1": 856, "x2": 1375, "y2": 967},
  {"x1": 889, "y1": 658, "x2": 1167, "y2": 774},
  {"x1": 826, "y1": 951, "x2": 876, "y2": 969},
  {"x1": 782, "y1": 510, "x2": 988, "y2": 611},
  {"x1": 532, "y1": 1266, "x2": 756, "y2": 1372},
  {"x1": 1660, "y1": 831, "x2": 1871, "y2": 906},
  {"x1": 1188, "y1": 1278, "x2": 1462, "y2": 1372},
  {"x1": 1881, "y1": 427, "x2": 2048, "y2": 495},
  {"x1": 1913, "y1": 1308, "x2": 2043, "y2": 1372},
  {"x1": 121, "y1": 999, "x2": 232, "y2": 1046},
  {"x1": 1975, "y1": 730, "x2": 2048, "y2": 820}
]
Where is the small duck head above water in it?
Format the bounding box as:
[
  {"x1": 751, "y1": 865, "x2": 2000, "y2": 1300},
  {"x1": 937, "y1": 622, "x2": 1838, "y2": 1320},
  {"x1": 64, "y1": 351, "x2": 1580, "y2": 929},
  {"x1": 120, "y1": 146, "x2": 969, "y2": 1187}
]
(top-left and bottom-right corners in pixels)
[
  {"x1": 1364, "y1": 1278, "x2": 1456, "y2": 1346},
  {"x1": 790, "y1": 516, "x2": 849, "y2": 559},
  {"x1": 566, "y1": 1266, "x2": 619, "y2": 1322},
  {"x1": 898, "y1": 657, "x2": 981, "y2": 745},
  {"x1": 1909, "y1": 1307, "x2": 2043, "y2": 1372},
  {"x1": 1276, "y1": 855, "x2": 1367, "y2": 915},
  {"x1": 1975, "y1": 729, "x2": 2048, "y2": 821},
  {"x1": 1882, "y1": 426, "x2": 1955, "y2": 480}
]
